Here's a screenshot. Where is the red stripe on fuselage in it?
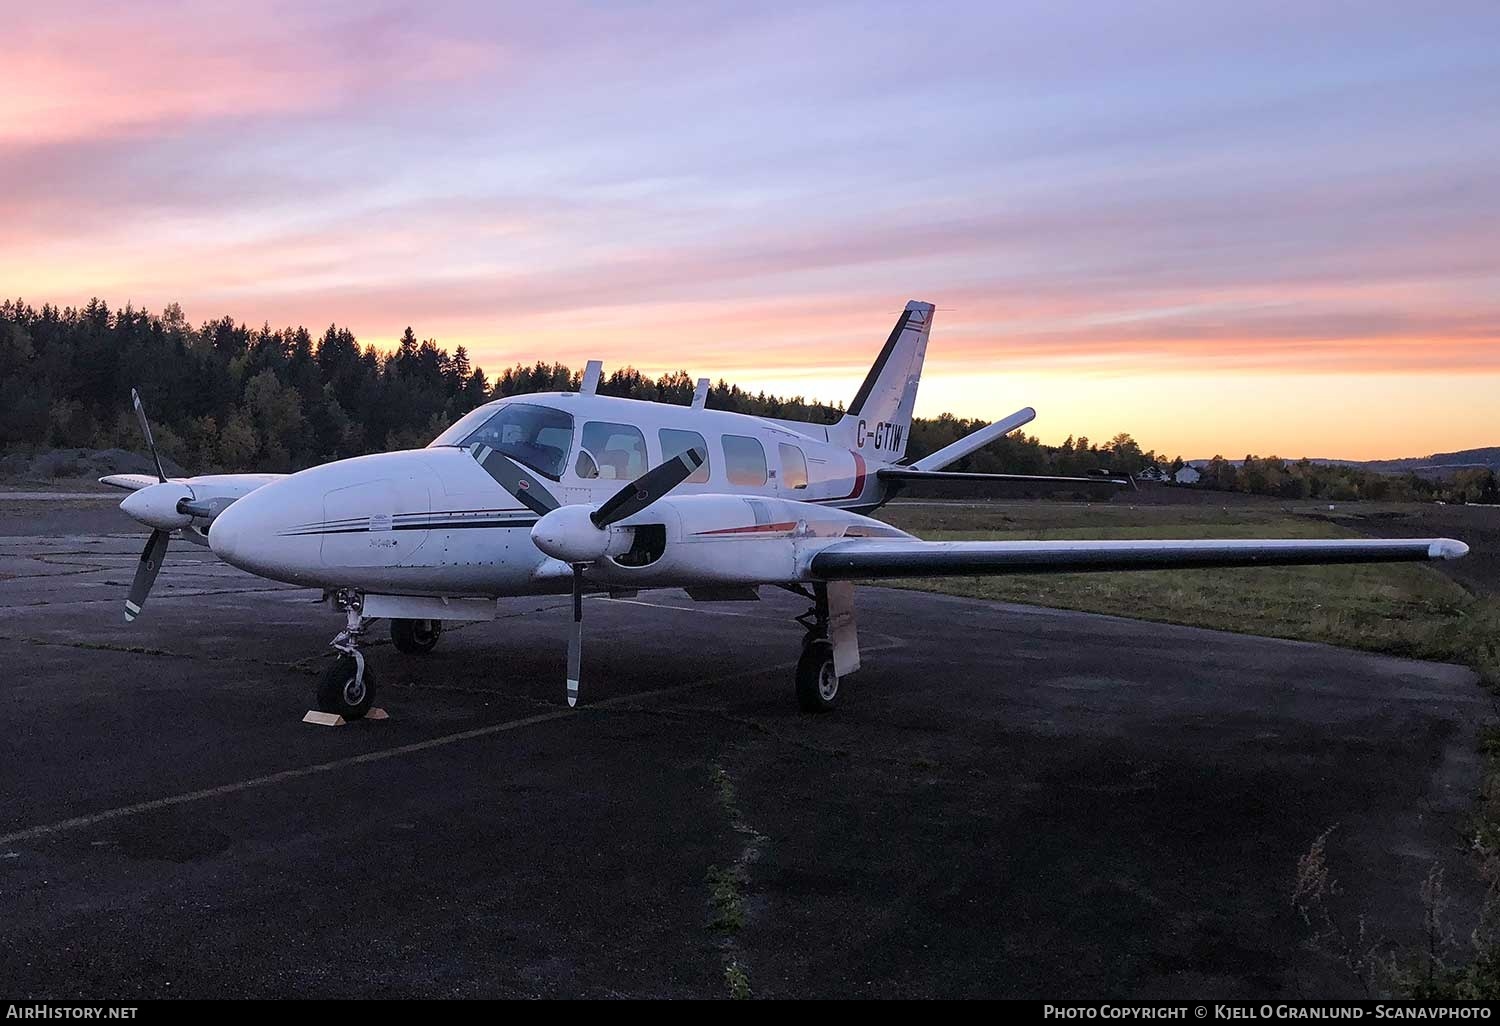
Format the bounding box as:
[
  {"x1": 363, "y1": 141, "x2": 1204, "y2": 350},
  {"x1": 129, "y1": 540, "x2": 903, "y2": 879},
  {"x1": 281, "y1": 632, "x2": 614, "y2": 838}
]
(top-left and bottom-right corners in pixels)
[
  {"x1": 693, "y1": 521, "x2": 799, "y2": 536},
  {"x1": 815, "y1": 451, "x2": 866, "y2": 504}
]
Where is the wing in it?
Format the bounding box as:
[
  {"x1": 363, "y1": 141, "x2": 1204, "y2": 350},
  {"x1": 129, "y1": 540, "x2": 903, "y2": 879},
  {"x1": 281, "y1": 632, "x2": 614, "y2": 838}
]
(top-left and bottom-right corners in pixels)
[
  {"x1": 876, "y1": 468, "x2": 1133, "y2": 488},
  {"x1": 805, "y1": 537, "x2": 1469, "y2": 580}
]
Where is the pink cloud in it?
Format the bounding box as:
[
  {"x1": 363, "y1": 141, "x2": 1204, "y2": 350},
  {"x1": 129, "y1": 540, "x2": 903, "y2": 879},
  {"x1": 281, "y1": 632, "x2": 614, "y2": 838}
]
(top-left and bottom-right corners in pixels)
[{"x1": 3, "y1": 3, "x2": 498, "y2": 145}]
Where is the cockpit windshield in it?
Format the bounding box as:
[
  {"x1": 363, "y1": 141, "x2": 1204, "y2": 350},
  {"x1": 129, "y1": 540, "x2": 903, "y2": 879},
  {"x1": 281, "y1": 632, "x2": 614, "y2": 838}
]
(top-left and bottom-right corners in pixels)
[{"x1": 428, "y1": 402, "x2": 574, "y2": 481}]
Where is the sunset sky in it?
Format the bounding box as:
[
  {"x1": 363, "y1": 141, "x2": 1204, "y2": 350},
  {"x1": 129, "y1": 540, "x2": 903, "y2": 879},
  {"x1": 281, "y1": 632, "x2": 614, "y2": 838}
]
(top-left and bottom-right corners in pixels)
[{"x1": 6, "y1": 1, "x2": 1497, "y2": 459}]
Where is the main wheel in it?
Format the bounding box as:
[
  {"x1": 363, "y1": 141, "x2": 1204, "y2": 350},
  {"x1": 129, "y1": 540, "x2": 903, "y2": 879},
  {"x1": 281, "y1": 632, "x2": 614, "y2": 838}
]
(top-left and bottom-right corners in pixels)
[
  {"x1": 795, "y1": 639, "x2": 839, "y2": 713},
  {"x1": 317, "y1": 655, "x2": 376, "y2": 720},
  {"x1": 390, "y1": 618, "x2": 442, "y2": 654}
]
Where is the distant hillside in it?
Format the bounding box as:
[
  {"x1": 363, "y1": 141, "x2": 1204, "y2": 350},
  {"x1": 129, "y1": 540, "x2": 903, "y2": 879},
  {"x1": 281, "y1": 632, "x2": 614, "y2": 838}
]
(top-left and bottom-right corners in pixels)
[
  {"x1": 1191, "y1": 447, "x2": 1500, "y2": 481},
  {"x1": 1320, "y1": 447, "x2": 1500, "y2": 480}
]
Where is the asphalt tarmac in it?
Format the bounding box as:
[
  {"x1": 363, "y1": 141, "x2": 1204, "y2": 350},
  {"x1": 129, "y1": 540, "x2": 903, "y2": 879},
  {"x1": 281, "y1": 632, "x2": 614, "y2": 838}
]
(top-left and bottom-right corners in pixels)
[{"x1": 0, "y1": 504, "x2": 1487, "y2": 998}]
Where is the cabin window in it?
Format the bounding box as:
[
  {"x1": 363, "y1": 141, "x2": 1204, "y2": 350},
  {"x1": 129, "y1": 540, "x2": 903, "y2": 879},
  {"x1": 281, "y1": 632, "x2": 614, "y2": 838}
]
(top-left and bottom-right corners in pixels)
[
  {"x1": 659, "y1": 429, "x2": 711, "y2": 484},
  {"x1": 429, "y1": 401, "x2": 573, "y2": 481},
  {"x1": 577, "y1": 421, "x2": 649, "y2": 481},
  {"x1": 779, "y1": 443, "x2": 808, "y2": 489},
  {"x1": 722, "y1": 434, "x2": 768, "y2": 487}
]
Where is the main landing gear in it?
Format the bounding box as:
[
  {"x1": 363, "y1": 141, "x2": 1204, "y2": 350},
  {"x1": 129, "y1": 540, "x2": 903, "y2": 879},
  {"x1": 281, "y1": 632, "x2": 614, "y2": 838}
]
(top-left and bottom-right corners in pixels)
[
  {"x1": 390, "y1": 617, "x2": 442, "y2": 654},
  {"x1": 793, "y1": 583, "x2": 842, "y2": 713}
]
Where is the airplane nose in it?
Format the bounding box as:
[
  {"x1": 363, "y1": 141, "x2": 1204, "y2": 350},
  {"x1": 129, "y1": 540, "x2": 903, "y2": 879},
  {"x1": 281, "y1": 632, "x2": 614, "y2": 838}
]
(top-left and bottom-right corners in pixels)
[{"x1": 209, "y1": 482, "x2": 304, "y2": 580}]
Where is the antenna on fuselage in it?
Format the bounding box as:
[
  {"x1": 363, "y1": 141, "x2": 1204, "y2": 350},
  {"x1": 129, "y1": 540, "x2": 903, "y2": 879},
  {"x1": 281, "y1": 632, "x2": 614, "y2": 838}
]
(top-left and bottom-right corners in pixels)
[
  {"x1": 581, "y1": 360, "x2": 603, "y2": 395},
  {"x1": 692, "y1": 377, "x2": 710, "y2": 410}
]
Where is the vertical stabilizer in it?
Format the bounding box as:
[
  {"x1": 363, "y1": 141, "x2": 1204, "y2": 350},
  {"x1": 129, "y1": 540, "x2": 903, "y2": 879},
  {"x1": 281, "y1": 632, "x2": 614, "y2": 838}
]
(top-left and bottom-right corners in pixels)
[{"x1": 829, "y1": 300, "x2": 933, "y2": 461}]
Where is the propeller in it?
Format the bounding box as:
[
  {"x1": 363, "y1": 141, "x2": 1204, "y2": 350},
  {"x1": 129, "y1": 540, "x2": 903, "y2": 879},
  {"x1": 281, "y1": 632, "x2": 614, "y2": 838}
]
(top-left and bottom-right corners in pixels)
[
  {"x1": 468, "y1": 445, "x2": 705, "y2": 706},
  {"x1": 567, "y1": 566, "x2": 583, "y2": 707},
  {"x1": 590, "y1": 447, "x2": 706, "y2": 529},
  {"x1": 126, "y1": 529, "x2": 170, "y2": 622},
  {"x1": 466, "y1": 443, "x2": 560, "y2": 515},
  {"x1": 117, "y1": 387, "x2": 200, "y2": 622},
  {"x1": 132, "y1": 387, "x2": 167, "y2": 483}
]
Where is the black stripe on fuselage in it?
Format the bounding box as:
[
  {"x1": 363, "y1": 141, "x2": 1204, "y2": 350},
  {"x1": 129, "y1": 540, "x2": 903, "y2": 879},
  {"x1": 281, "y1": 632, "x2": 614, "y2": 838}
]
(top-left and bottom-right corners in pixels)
[
  {"x1": 286, "y1": 507, "x2": 532, "y2": 531},
  {"x1": 280, "y1": 515, "x2": 538, "y2": 537}
]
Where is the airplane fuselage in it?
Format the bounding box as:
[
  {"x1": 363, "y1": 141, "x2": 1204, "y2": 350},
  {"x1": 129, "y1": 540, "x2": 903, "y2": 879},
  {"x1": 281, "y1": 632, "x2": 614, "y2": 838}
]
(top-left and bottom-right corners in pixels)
[{"x1": 207, "y1": 391, "x2": 909, "y2": 596}]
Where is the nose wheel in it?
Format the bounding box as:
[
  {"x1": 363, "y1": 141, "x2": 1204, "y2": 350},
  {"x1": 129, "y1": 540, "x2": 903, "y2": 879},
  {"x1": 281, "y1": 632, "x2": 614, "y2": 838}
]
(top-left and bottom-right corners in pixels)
[{"x1": 318, "y1": 655, "x2": 377, "y2": 720}]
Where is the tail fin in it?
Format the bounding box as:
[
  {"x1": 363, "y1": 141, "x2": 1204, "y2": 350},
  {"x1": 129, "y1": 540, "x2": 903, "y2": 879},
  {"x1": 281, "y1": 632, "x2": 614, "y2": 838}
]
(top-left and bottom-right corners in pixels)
[{"x1": 831, "y1": 300, "x2": 933, "y2": 461}]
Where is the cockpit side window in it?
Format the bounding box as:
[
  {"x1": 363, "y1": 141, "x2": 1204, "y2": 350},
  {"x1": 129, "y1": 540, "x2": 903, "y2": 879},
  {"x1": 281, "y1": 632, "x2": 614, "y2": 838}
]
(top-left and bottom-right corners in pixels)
[
  {"x1": 428, "y1": 402, "x2": 574, "y2": 481},
  {"x1": 576, "y1": 421, "x2": 649, "y2": 481}
]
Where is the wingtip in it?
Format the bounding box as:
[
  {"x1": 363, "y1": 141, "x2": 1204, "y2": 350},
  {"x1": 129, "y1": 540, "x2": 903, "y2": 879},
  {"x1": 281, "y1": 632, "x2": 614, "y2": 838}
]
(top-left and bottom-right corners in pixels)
[{"x1": 1429, "y1": 539, "x2": 1469, "y2": 560}]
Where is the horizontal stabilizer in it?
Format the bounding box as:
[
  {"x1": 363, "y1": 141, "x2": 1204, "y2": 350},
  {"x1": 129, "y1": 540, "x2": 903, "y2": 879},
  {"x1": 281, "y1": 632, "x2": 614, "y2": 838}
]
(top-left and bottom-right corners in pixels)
[
  {"x1": 908, "y1": 407, "x2": 1035, "y2": 471},
  {"x1": 807, "y1": 537, "x2": 1469, "y2": 581}
]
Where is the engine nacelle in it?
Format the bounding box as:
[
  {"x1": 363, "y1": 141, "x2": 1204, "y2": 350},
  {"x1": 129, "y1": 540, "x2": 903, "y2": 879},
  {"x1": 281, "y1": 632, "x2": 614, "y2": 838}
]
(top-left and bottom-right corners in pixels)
[
  {"x1": 118, "y1": 473, "x2": 284, "y2": 533},
  {"x1": 119, "y1": 481, "x2": 195, "y2": 530},
  {"x1": 589, "y1": 495, "x2": 910, "y2": 587}
]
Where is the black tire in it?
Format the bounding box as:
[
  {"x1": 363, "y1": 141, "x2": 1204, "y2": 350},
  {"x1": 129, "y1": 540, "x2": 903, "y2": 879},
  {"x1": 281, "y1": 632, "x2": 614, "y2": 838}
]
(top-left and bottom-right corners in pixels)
[
  {"x1": 796, "y1": 639, "x2": 839, "y2": 713},
  {"x1": 317, "y1": 655, "x2": 376, "y2": 720},
  {"x1": 390, "y1": 618, "x2": 442, "y2": 654}
]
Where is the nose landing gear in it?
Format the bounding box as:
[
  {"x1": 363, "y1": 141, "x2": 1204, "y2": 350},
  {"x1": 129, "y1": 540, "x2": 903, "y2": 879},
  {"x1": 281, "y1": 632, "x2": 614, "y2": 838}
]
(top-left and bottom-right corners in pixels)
[{"x1": 319, "y1": 591, "x2": 377, "y2": 720}]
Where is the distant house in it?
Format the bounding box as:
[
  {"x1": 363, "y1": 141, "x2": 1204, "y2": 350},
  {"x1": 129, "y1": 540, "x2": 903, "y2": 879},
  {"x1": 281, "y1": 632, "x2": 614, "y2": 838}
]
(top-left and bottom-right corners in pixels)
[
  {"x1": 1136, "y1": 465, "x2": 1167, "y2": 482},
  {"x1": 1173, "y1": 466, "x2": 1201, "y2": 485}
]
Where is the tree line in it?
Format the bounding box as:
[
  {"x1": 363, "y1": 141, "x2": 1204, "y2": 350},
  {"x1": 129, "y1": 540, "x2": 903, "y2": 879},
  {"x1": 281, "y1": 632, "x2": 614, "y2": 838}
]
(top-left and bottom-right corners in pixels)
[
  {"x1": 5, "y1": 298, "x2": 1487, "y2": 503},
  {"x1": 0, "y1": 298, "x2": 1176, "y2": 480}
]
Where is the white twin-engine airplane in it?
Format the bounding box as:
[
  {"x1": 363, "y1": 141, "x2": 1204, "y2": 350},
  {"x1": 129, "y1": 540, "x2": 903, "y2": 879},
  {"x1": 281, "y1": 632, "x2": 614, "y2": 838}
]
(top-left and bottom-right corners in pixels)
[{"x1": 105, "y1": 301, "x2": 1468, "y2": 720}]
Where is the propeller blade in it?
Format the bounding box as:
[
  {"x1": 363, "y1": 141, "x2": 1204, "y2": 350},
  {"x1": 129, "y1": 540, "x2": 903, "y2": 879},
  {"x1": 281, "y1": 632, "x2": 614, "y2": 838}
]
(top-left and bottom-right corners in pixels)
[
  {"x1": 467, "y1": 444, "x2": 561, "y2": 515},
  {"x1": 131, "y1": 387, "x2": 168, "y2": 483},
  {"x1": 591, "y1": 447, "x2": 705, "y2": 528},
  {"x1": 567, "y1": 565, "x2": 583, "y2": 707},
  {"x1": 125, "y1": 529, "x2": 170, "y2": 622}
]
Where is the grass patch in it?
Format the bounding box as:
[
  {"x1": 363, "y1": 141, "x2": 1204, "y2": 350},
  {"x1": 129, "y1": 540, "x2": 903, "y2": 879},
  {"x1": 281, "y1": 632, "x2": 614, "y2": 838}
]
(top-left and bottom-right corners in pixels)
[
  {"x1": 723, "y1": 960, "x2": 752, "y2": 1000},
  {"x1": 710, "y1": 763, "x2": 737, "y2": 811},
  {"x1": 706, "y1": 865, "x2": 747, "y2": 932}
]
